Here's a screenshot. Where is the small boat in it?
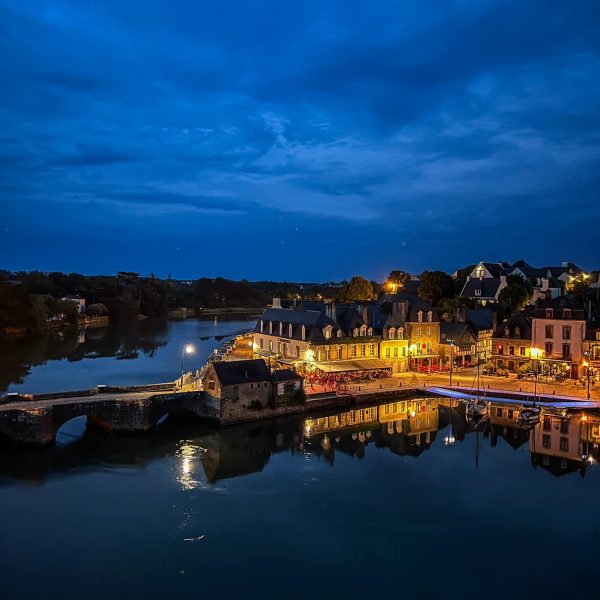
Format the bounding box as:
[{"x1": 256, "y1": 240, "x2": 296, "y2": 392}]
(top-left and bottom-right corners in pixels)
[
  {"x1": 519, "y1": 406, "x2": 541, "y2": 425},
  {"x1": 466, "y1": 399, "x2": 488, "y2": 419}
]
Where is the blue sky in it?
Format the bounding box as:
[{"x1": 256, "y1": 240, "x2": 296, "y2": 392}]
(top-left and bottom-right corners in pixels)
[{"x1": 1, "y1": 0, "x2": 599, "y2": 281}]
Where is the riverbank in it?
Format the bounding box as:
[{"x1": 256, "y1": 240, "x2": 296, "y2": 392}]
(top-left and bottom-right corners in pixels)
[{"x1": 168, "y1": 307, "x2": 263, "y2": 319}]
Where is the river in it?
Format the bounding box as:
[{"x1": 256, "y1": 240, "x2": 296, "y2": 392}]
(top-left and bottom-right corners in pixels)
[{"x1": 1, "y1": 320, "x2": 600, "y2": 598}]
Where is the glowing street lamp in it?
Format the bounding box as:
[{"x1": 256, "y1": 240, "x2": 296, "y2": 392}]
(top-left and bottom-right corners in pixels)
[
  {"x1": 180, "y1": 343, "x2": 195, "y2": 388},
  {"x1": 530, "y1": 347, "x2": 543, "y2": 403}
]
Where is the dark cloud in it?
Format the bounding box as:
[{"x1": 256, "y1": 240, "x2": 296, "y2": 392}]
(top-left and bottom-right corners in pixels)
[{"x1": 0, "y1": 0, "x2": 599, "y2": 279}]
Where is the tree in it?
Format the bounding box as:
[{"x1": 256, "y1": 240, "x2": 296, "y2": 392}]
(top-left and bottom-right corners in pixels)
[
  {"x1": 419, "y1": 271, "x2": 455, "y2": 306},
  {"x1": 388, "y1": 270, "x2": 411, "y2": 286},
  {"x1": 338, "y1": 276, "x2": 374, "y2": 302},
  {"x1": 499, "y1": 275, "x2": 533, "y2": 313}
]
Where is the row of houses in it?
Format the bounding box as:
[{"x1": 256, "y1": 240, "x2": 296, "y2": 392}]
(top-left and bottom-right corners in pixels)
[
  {"x1": 251, "y1": 291, "x2": 598, "y2": 381},
  {"x1": 456, "y1": 259, "x2": 597, "y2": 305}
]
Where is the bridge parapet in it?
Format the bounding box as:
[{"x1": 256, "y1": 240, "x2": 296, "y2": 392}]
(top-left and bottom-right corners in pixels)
[{"x1": 0, "y1": 390, "x2": 217, "y2": 446}]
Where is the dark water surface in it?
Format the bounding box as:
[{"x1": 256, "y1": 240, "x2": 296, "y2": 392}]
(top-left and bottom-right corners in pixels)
[
  {"x1": 1, "y1": 397, "x2": 599, "y2": 599},
  {"x1": 0, "y1": 317, "x2": 256, "y2": 393}
]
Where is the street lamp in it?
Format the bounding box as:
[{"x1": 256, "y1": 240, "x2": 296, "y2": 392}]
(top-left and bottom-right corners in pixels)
[
  {"x1": 583, "y1": 352, "x2": 590, "y2": 401},
  {"x1": 530, "y1": 348, "x2": 543, "y2": 403},
  {"x1": 409, "y1": 343, "x2": 417, "y2": 372},
  {"x1": 181, "y1": 343, "x2": 195, "y2": 389},
  {"x1": 449, "y1": 342, "x2": 455, "y2": 388}
]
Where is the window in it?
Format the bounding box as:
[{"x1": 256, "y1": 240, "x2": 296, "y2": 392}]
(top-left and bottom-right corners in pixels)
[
  {"x1": 337, "y1": 329, "x2": 343, "y2": 338},
  {"x1": 545, "y1": 325, "x2": 554, "y2": 339},
  {"x1": 324, "y1": 327, "x2": 331, "y2": 339},
  {"x1": 560, "y1": 438, "x2": 569, "y2": 452},
  {"x1": 496, "y1": 408, "x2": 503, "y2": 417},
  {"x1": 369, "y1": 343, "x2": 375, "y2": 356},
  {"x1": 562, "y1": 326, "x2": 571, "y2": 340},
  {"x1": 259, "y1": 338, "x2": 264, "y2": 349},
  {"x1": 360, "y1": 325, "x2": 367, "y2": 336},
  {"x1": 542, "y1": 435, "x2": 551, "y2": 449},
  {"x1": 426, "y1": 327, "x2": 431, "y2": 337},
  {"x1": 269, "y1": 321, "x2": 273, "y2": 334},
  {"x1": 563, "y1": 309, "x2": 571, "y2": 319},
  {"x1": 337, "y1": 347, "x2": 342, "y2": 360},
  {"x1": 360, "y1": 344, "x2": 366, "y2": 357},
  {"x1": 367, "y1": 327, "x2": 373, "y2": 336},
  {"x1": 545, "y1": 342, "x2": 553, "y2": 356},
  {"x1": 504, "y1": 327, "x2": 510, "y2": 337},
  {"x1": 417, "y1": 311, "x2": 423, "y2": 322},
  {"x1": 417, "y1": 327, "x2": 422, "y2": 338},
  {"x1": 562, "y1": 344, "x2": 570, "y2": 359},
  {"x1": 543, "y1": 417, "x2": 551, "y2": 431},
  {"x1": 269, "y1": 340, "x2": 273, "y2": 352},
  {"x1": 475, "y1": 289, "x2": 481, "y2": 296},
  {"x1": 324, "y1": 348, "x2": 330, "y2": 360},
  {"x1": 385, "y1": 348, "x2": 391, "y2": 358},
  {"x1": 389, "y1": 328, "x2": 395, "y2": 340},
  {"x1": 393, "y1": 347, "x2": 398, "y2": 358},
  {"x1": 260, "y1": 320, "x2": 264, "y2": 333},
  {"x1": 497, "y1": 345, "x2": 503, "y2": 355},
  {"x1": 288, "y1": 323, "x2": 293, "y2": 337},
  {"x1": 508, "y1": 409, "x2": 514, "y2": 419},
  {"x1": 208, "y1": 379, "x2": 215, "y2": 390},
  {"x1": 515, "y1": 327, "x2": 521, "y2": 338},
  {"x1": 353, "y1": 328, "x2": 359, "y2": 337},
  {"x1": 546, "y1": 309, "x2": 553, "y2": 318},
  {"x1": 509, "y1": 346, "x2": 515, "y2": 355},
  {"x1": 351, "y1": 345, "x2": 357, "y2": 358},
  {"x1": 250, "y1": 383, "x2": 254, "y2": 390},
  {"x1": 279, "y1": 322, "x2": 283, "y2": 336},
  {"x1": 296, "y1": 345, "x2": 300, "y2": 358},
  {"x1": 428, "y1": 311, "x2": 433, "y2": 322},
  {"x1": 475, "y1": 266, "x2": 485, "y2": 278},
  {"x1": 560, "y1": 419, "x2": 569, "y2": 434},
  {"x1": 301, "y1": 325, "x2": 306, "y2": 341},
  {"x1": 520, "y1": 347, "x2": 525, "y2": 356},
  {"x1": 401, "y1": 347, "x2": 406, "y2": 357}
]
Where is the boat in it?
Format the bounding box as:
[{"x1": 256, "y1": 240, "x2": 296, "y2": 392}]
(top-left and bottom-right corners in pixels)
[
  {"x1": 465, "y1": 339, "x2": 488, "y2": 419},
  {"x1": 466, "y1": 399, "x2": 488, "y2": 419},
  {"x1": 519, "y1": 406, "x2": 541, "y2": 426}
]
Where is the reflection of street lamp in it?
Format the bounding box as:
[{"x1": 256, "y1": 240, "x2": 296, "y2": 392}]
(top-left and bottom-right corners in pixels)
[
  {"x1": 181, "y1": 343, "x2": 195, "y2": 388},
  {"x1": 530, "y1": 348, "x2": 543, "y2": 403},
  {"x1": 449, "y1": 341, "x2": 455, "y2": 388}
]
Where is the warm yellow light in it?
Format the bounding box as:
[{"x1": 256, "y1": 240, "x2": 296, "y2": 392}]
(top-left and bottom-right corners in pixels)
[
  {"x1": 307, "y1": 349, "x2": 313, "y2": 362},
  {"x1": 582, "y1": 273, "x2": 589, "y2": 280},
  {"x1": 184, "y1": 344, "x2": 195, "y2": 354},
  {"x1": 409, "y1": 344, "x2": 417, "y2": 353},
  {"x1": 583, "y1": 361, "x2": 589, "y2": 368},
  {"x1": 582, "y1": 415, "x2": 588, "y2": 422},
  {"x1": 530, "y1": 348, "x2": 543, "y2": 359}
]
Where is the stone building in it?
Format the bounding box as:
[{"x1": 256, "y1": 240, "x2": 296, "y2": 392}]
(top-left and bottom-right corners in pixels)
[
  {"x1": 492, "y1": 312, "x2": 533, "y2": 373},
  {"x1": 204, "y1": 360, "x2": 306, "y2": 423},
  {"x1": 459, "y1": 261, "x2": 508, "y2": 305}
]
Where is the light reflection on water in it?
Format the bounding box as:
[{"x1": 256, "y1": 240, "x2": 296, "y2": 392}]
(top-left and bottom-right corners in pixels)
[{"x1": 2, "y1": 397, "x2": 600, "y2": 598}]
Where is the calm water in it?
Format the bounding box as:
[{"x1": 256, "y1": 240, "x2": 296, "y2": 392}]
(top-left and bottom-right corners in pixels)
[
  {"x1": 1, "y1": 398, "x2": 599, "y2": 598},
  {"x1": 1, "y1": 320, "x2": 599, "y2": 597},
  {"x1": 0, "y1": 317, "x2": 257, "y2": 393}
]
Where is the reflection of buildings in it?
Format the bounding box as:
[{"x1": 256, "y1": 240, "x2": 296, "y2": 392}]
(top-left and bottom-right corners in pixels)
[
  {"x1": 530, "y1": 413, "x2": 590, "y2": 476},
  {"x1": 304, "y1": 399, "x2": 440, "y2": 461},
  {"x1": 489, "y1": 403, "x2": 531, "y2": 450}
]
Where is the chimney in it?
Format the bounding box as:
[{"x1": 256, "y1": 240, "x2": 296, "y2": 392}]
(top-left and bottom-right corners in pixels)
[
  {"x1": 562, "y1": 261, "x2": 569, "y2": 267},
  {"x1": 330, "y1": 301, "x2": 337, "y2": 323},
  {"x1": 362, "y1": 305, "x2": 368, "y2": 324},
  {"x1": 492, "y1": 311, "x2": 498, "y2": 332},
  {"x1": 272, "y1": 297, "x2": 281, "y2": 309},
  {"x1": 455, "y1": 306, "x2": 467, "y2": 323}
]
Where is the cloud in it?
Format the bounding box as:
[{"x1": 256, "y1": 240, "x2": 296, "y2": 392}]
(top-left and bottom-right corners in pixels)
[{"x1": 0, "y1": 0, "x2": 599, "y2": 278}]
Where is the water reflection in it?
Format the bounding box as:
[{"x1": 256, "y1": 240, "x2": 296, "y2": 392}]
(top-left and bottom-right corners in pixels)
[
  {"x1": 2, "y1": 397, "x2": 599, "y2": 487},
  {"x1": 0, "y1": 317, "x2": 255, "y2": 393}
]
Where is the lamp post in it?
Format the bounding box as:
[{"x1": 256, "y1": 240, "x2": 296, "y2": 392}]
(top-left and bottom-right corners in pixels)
[
  {"x1": 530, "y1": 348, "x2": 542, "y2": 404},
  {"x1": 449, "y1": 342, "x2": 454, "y2": 388},
  {"x1": 583, "y1": 352, "x2": 590, "y2": 401},
  {"x1": 181, "y1": 343, "x2": 195, "y2": 389}
]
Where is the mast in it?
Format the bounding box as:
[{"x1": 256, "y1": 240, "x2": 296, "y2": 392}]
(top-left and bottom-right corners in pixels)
[{"x1": 476, "y1": 338, "x2": 481, "y2": 398}]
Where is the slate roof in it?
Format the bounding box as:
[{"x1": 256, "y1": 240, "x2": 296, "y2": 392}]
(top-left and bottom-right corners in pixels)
[
  {"x1": 440, "y1": 322, "x2": 476, "y2": 345},
  {"x1": 382, "y1": 293, "x2": 439, "y2": 322},
  {"x1": 212, "y1": 359, "x2": 271, "y2": 386},
  {"x1": 467, "y1": 308, "x2": 494, "y2": 332},
  {"x1": 533, "y1": 295, "x2": 585, "y2": 319},
  {"x1": 482, "y1": 262, "x2": 508, "y2": 277},
  {"x1": 509, "y1": 261, "x2": 547, "y2": 279},
  {"x1": 255, "y1": 307, "x2": 341, "y2": 342},
  {"x1": 494, "y1": 312, "x2": 532, "y2": 339},
  {"x1": 398, "y1": 279, "x2": 421, "y2": 294},
  {"x1": 271, "y1": 369, "x2": 303, "y2": 382},
  {"x1": 460, "y1": 277, "x2": 503, "y2": 299}
]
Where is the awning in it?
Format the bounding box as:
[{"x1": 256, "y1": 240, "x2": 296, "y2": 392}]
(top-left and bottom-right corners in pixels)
[{"x1": 311, "y1": 359, "x2": 391, "y2": 373}]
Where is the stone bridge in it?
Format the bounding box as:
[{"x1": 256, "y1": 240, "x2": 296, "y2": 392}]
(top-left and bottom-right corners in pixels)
[{"x1": 0, "y1": 389, "x2": 219, "y2": 446}]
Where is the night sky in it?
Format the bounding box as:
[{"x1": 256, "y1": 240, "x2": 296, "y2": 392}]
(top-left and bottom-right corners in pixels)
[{"x1": 1, "y1": 1, "x2": 599, "y2": 281}]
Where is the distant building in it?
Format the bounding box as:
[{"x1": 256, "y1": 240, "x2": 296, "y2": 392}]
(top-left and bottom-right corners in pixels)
[
  {"x1": 459, "y1": 261, "x2": 508, "y2": 304},
  {"x1": 439, "y1": 322, "x2": 476, "y2": 367},
  {"x1": 61, "y1": 295, "x2": 86, "y2": 314}
]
